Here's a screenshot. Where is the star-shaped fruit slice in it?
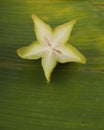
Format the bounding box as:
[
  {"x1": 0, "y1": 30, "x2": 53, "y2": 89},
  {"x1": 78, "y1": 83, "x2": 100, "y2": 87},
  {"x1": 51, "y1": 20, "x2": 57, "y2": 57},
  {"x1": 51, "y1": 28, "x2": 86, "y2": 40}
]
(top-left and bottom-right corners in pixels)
[{"x1": 17, "y1": 14, "x2": 87, "y2": 82}]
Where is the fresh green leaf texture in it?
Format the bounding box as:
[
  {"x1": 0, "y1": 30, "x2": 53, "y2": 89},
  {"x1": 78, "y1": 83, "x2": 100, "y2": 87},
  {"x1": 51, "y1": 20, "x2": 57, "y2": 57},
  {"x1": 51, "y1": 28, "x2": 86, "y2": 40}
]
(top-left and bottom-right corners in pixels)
[{"x1": 0, "y1": 0, "x2": 104, "y2": 130}]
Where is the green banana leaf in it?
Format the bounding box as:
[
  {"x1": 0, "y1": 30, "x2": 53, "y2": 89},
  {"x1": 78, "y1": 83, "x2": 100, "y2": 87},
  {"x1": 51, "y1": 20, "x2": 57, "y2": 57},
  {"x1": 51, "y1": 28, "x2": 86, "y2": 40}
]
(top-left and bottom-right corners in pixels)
[{"x1": 0, "y1": 0, "x2": 104, "y2": 130}]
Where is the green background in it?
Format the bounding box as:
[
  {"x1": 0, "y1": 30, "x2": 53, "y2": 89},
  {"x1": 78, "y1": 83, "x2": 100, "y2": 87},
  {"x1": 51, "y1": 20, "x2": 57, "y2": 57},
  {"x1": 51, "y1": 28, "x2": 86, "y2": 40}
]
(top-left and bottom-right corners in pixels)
[{"x1": 0, "y1": 0, "x2": 104, "y2": 129}]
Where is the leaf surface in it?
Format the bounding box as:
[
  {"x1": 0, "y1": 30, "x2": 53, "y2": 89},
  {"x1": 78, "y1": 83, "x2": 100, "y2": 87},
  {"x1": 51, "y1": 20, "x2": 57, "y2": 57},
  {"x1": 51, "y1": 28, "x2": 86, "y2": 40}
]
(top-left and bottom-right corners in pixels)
[{"x1": 0, "y1": 0, "x2": 104, "y2": 130}]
